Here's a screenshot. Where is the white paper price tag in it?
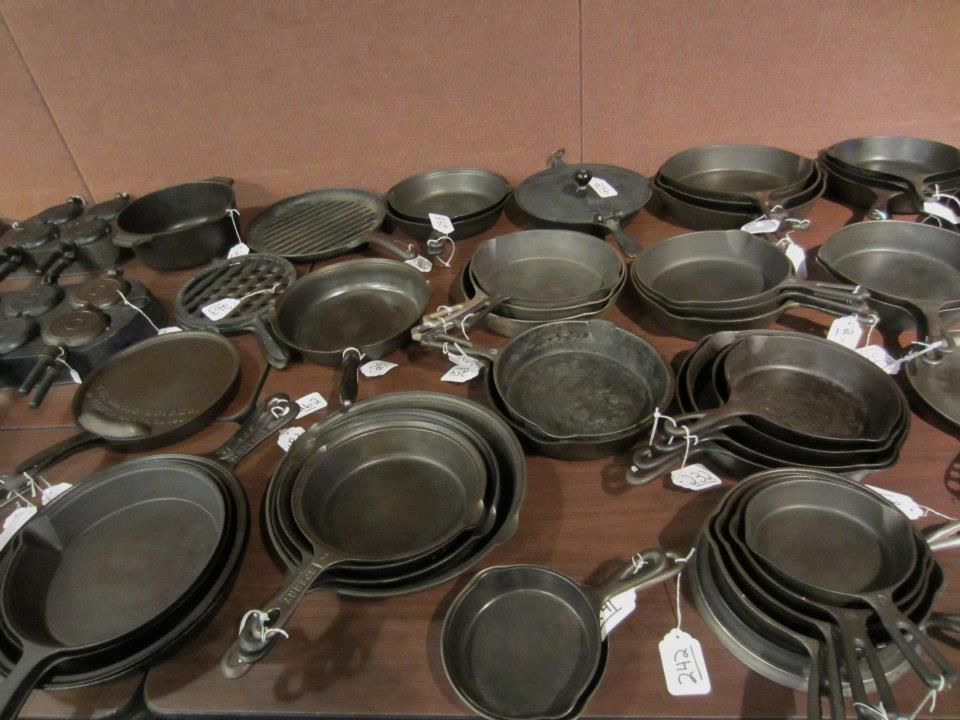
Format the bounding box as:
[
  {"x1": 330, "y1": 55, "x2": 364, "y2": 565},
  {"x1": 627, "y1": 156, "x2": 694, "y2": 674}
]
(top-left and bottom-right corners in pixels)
[
  {"x1": 446, "y1": 351, "x2": 479, "y2": 368},
  {"x1": 360, "y1": 360, "x2": 398, "y2": 377},
  {"x1": 783, "y1": 242, "x2": 807, "y2": 280},
  {"x1": 827, "y1": 315, "x2": 864, "y2": 349},
  {"x1": 41, "y1": 483, "x2": 72, "y2": 505},
  {"x1": 588, "y1": 177, "x2": 618, "y2": 198},
  {"x1": 924, "y1": 200, "x2": 960, "y2": 225},
  {"x1": 201, "y1": 298, "x2": 241, "y2": 321},
  {"x1": 671, "y1": 464, "x2": 722, "y2": 491},
  {"x1": 0, "y1": 506, "x2": 37, "y2": 551},
  {"x1": 599, "y1": 589, "x2": 636, "y2": 639},
  {"x1": 741, "y1": 217, "x2": 781, "y2": 234},
  {"x1": 295, "y1": 392, "x2": 327, "y2": 419},
  {"x1": 277, "y1": 426, "x2": 306, "y2": 452},
  {"x1": 856, "y1": 344, "x2": 899, "y2": 374},
  {"x1": 866, "y1": 485, "x2": 924, "y2": 520},
  {"x1": 66, "y1": 366, "x2": 82, "y2": 384},
  {"x1": 227, "y1": 242, "x2": 250, "y2": 258},
  {"x1": 405, "y1": 255, "x2": 433, "y2": 273},
  {"x1": 659, "y1": 629, "x2": 711, "y2": 696},
  {"x1": 441, "y1": 363, "x2": 480, "y2": 383},
  {"x1": 157, "y1": 326, "x2": 183, "y2": 335},
  {"x1": 428, "y1": 213, "x2": 455, "y2": 235}
]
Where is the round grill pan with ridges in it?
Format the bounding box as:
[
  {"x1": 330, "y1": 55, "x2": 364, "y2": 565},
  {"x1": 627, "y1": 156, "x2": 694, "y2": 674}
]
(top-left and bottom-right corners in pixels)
[
  {"x1": 244, "y1": 188, "x2": 415, "y2": 262},
  {"x1": 175, "y1": 253, "x2": 296, "y2": 368}
]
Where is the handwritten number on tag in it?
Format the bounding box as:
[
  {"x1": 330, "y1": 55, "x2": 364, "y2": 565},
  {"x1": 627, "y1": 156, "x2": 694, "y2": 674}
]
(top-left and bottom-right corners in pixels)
[
  {"x1": 659, "y1": 629, "x2": 711, "y2": 696},
  {"x1": 441, "y1": 364, "x2": 480, "y2": 383},
  {"x1": 360, "y1": 360, "x2": 398, "y2": 377},
  {"x1": 671, "y1": 464, "x2": 722, "y2": 491},
  {"x1": 277, "y1": 427, "x2": 306, "y2": 452},
  {"x1": 588, "y1": 177, "x2": 618, "y2": 198},
  {"x1": 599, "y1": 589, "x2": 637, "y2": 639},
  {"x1": 405, "y1": 255, "x2": 433, "y2": 273},
  {"x1": 827, "y1": 315, "x2": 863, "y2": 349},
  {"x1": 201, "y1": 298, "x2": 241, "y2": 321},
  {"x1": 295, "y1": 392, "x2": 327, "y2": 419},
  {"x1": 856, "y1": 344, "x2": 899, "y2": 374}
]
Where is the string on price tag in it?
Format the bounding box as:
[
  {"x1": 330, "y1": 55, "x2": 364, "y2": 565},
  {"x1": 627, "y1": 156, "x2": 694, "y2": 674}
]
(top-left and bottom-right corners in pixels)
[
  {"x1": 277, "y1": 427, "x2": 306, "y2": 452},
  {"x1": 588, "y1": 177, "x2": 618, "y2": 198},
  {"x1": 360, "y1": 360, "x2": 398, "y2": 377},
  {"x1": 659, "y1": 549, "x2": 711, "y2": 696},
  {"x1": 827, "y1": 315, "x2": 864, "y2": 349},
  {"x1": 428, "y1": 213, "x2": 455, "y2": 235},
  {"x1": 294, "y1": 392, "x2": 327, "y2": 420},
  {"x1": 405, "y1": 255, "x2": 433, "y2": 273}
]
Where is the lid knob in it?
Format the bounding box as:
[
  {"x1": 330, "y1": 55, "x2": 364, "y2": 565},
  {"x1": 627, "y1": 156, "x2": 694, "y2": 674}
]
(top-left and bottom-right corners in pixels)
[{"x1": 574, "y1": 169, "x2": 592, "y2": 191}]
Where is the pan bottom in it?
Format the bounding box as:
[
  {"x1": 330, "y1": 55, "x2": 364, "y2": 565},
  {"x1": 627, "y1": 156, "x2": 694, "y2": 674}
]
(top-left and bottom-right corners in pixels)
[
  {"x1": 650, "y1": 260, "x2": 767, "y2": 301},
  {"x1": 292, "y1": 289, "x2": 420, "y2": 349},
  {"x1": 505, "y1": 353, "x2": 651, "y2": 436},
  {"x1": 832, "y1": 251, "x2": 960, "y2": 302},
  {"x1": 680, "y1": 170, "x2": 788, "y2": 194},
  {"x1": 482, "y1": 259, "x2": 606, "y2": 303}
]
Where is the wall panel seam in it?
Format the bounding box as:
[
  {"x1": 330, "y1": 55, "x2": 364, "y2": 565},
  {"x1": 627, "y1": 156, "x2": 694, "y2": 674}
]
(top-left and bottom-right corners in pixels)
[{"x1": 0, "y1": 9, "x2": 92, "y2": 199}]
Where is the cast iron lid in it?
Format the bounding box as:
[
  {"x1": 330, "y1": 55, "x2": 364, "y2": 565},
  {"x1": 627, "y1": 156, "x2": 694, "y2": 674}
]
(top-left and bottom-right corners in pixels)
[
  {"x1": 0, "y1": 318, "x2": 38, "y2": 354},
  {"x1": 42, "y1": 309, "x2": 108, "y2": 347},
  {"x1": 2, "y1": 285, "x2": 64, "y2": 319},
  {"x1": 515, "y1": 149, "x2": 653, "y2": 224},
  {"x1": 23, "y1": 196, "x2": 85, "y2": 226},
  {"x1": 60, "y1": 217, "x2": 112, "y2": 247},
  {"x1": 1, "y1": 223, "x2": 59, "y2": 251},
  {"x1": 67, "y1": 277, "x2": 130, "y2": 310}
]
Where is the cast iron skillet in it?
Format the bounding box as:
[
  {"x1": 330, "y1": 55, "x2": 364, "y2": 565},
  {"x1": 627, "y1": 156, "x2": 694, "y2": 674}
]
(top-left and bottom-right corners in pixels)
[
  {"x1": 0, "y1": 395, "x2": 294, "y2": 719},
  {"x1": 270, "y1": 258, "x2": 431, "y2": 409},
  {"x1": 385, "y1": 167, "x2": 511, "y2": 222},
  {"x1": 221, "y1": 412, "x2": 490, "y2": 675},
  {"x1": 514, "y1": 149, "x2": 651, "y2": 257},
  {"x1": 441, "y1": 551, "x2": 678, "y2": 720},
  {"x1": 12, "y1": 331, "x2": 241, "y2": 476}
]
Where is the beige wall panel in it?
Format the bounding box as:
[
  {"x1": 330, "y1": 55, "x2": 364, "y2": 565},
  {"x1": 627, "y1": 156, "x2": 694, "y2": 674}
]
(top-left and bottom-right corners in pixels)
[
  {"x1": 0, "y1": 0, "x2": 581, "y2": 209},
  {"x1": 581, "y1": 0, "x2": 960, "y2": 173}
]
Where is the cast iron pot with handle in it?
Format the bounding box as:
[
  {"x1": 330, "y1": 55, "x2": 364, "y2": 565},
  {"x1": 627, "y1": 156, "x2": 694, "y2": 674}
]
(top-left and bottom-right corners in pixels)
[{"x1": 113, "y1": 177, "x2": 237, "y2": 270}]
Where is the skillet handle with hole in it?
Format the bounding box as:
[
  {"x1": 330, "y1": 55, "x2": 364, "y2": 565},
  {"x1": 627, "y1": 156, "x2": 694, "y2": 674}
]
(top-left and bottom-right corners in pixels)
[
  {"x1": 365, "y1": 235, "x2": 418, "y2": 261},
  {"x1": 419, "y1": 333, "x2": 498, "y2": 363},
  {"x1": 18, "y1": 347, "x2": 58, "y2": 396},
  {"x1": 13, "y1": 431, "x2": 106, "y2": 476},
  {"x1": 0, "y1": 643, "x2": 66, "y2": 720},
  {"x1": 247, "y1": 313, "x2": 290, "y2": 369},
  {"x1": 27, "y1": 362, "x2": 62, "y2": 408},
  {"x1": 925, "y1": 612, "x2": 960, "y2": 637},
  {"x1": 111, "y1": 230, "x2": 151, "y2": 248},
  {"x1": 832, "y1": 609, "x2": 900, "y2": 720},
  {"x1": 864, "y1": 186, "x2": 903, "y2": 221},
  {"x1": 587, "y1": 549, "x2": 679, "y2": 614},
  {"x1": 221, "y1": 552, "x2": 345, "y2": 678},
  {"x1": 625, "y1": 443, "x2": 713, "y2": 486},
  {"x1": 413, "y1": 293, "x2": 507, "y2": 338},
  {"x1": 209, "y1": 394, "x2": 296, "y2": 470},
  {"x1": 868, "y1": 597, "x2": 958, "y2": 689},
  {"x1": 339, "y1": 349, "x2": 362, "y2": 410},
  {"x1": 600, "y1": 217, "x2": 641, "y2": 258}
]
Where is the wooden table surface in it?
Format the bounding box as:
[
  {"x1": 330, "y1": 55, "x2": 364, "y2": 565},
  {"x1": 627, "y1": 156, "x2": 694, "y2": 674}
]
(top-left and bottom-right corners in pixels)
[{"x1": 1, "y1": 198, "x2": 958, "y2": 720}]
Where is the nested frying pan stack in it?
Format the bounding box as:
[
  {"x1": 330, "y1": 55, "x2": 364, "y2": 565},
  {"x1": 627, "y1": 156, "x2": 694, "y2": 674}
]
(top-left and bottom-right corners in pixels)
[
  {"x1": 690, "y1": 468, "x2": 960, "y2": 720},
  {"x1": 0, "y1": 395, "x2": 296, "y2": 716},
  {"x1": 384, "y1": 167, "x2": 511, "y2": 241},
  {"x1": 819, "y1": 135, "x2": 960, "y2": 223},
  {"x1": 629, "y1": 230, "x2": 871, "y2": 339},
  {"x1": 221, "y1": 391, "x2": 526, "y2": 676},
  {"x1": 415, "y1": 316, "x2": 673, "y2": 460},
  {"x1": 626, "y1": 330, "x2": 909, "y2": 485},
  {"x1": 818, "y1": 220, "x2": 960, "y2": 431},
  {"x1": 654, "y1": 144, "x2": 825, "y2": 231}
]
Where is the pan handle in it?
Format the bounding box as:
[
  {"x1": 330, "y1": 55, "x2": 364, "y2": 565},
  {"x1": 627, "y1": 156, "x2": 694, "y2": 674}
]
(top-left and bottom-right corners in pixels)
[
  {"x1": 625, "y1": 442, "x2": 712, "y2": 486},
  {"x1": 418, "y1": 332, "x2": 498, "y2": 363},
  {"x1": 869, "y1": 599, "x2": 958, "y2": 689},
  {"x1": 366, "y1": 235, "x2": 418, "y2": 261},
  {"x1": 0, "y1": 643, "x2": 64, "y2": 720},
  {"x1": 13, "y1": 431, "x2": 104, "y2": 476},
  {"x1": 0, "y1": 248, "x2": 25, "y2": 282},
  {"x1": 777, "y1": 293, "x2": 873, "y2": 320},
  {"x1": 865, "y1": 186, "x2": 903, "y2": 221},
  {"x1": 599, "y1": 217, "x2": 641, "y2": 258},
  {"x1": 925, "y1": 521, "x2": 960, "y2": 552},
  {"x1": 339, "y1": 348, "x2": 362, "y2": 410},
  {"x1": 588, "y1": 549, "x2": 680, "y2": 612},
  {"x1": 221, "y1": 551, "x2": 345, "y2": 678},
  {"x1": 210, "y1": 394, "x2": 296, "y2": 470},
  {"x1": 925, "y1": 612, "x2": 960, "y2": 637},
  {"x1": 111, "y1": 230, "x2": 152, "y2": 249},
  {"x1": 28, "y1": 363, "x2": 63, "y2": 409},
  {"x1": 248, "y1": 313, "x2": 290, "y2": 369}
]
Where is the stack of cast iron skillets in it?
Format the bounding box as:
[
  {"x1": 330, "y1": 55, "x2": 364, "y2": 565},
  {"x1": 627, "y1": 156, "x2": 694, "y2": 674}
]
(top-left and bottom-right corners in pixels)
[
  {"x1": 628, "y1": 229, "x2": 868, "y2": 339},
  {"x1": 626, "y1": 330, "x2": 909, "y2": 485},
  {"x1": 820, "y1": 135, "x2": 960, "y2": 226},
  {"x1": 653, "y1": 144, "x2": 825, "y2": 231},
  {"x1": 690, "y1": 468, "x2": 960, "y2": 720}
]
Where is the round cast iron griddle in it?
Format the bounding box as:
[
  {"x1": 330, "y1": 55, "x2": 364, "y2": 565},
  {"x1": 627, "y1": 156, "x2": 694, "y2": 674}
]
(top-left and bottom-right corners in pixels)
[
  {"x1": 817, "y1": 220, "x2": 960, "y2": 346},
  {"x1": 245, "y1": 188, "x2": 412, "y2": 262},
  {"x1": 13, "y1": 331, "x2": 241, "y2": 476},
  {"x1": 385, "y1": 167, "x2": 511, "y2": 222},
  {"x1": 174, "y1": 253, "x2": 296, "y2": 369},
  {"x1": 440, "y1": 553, "x2": 675, "y2": 720}
]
